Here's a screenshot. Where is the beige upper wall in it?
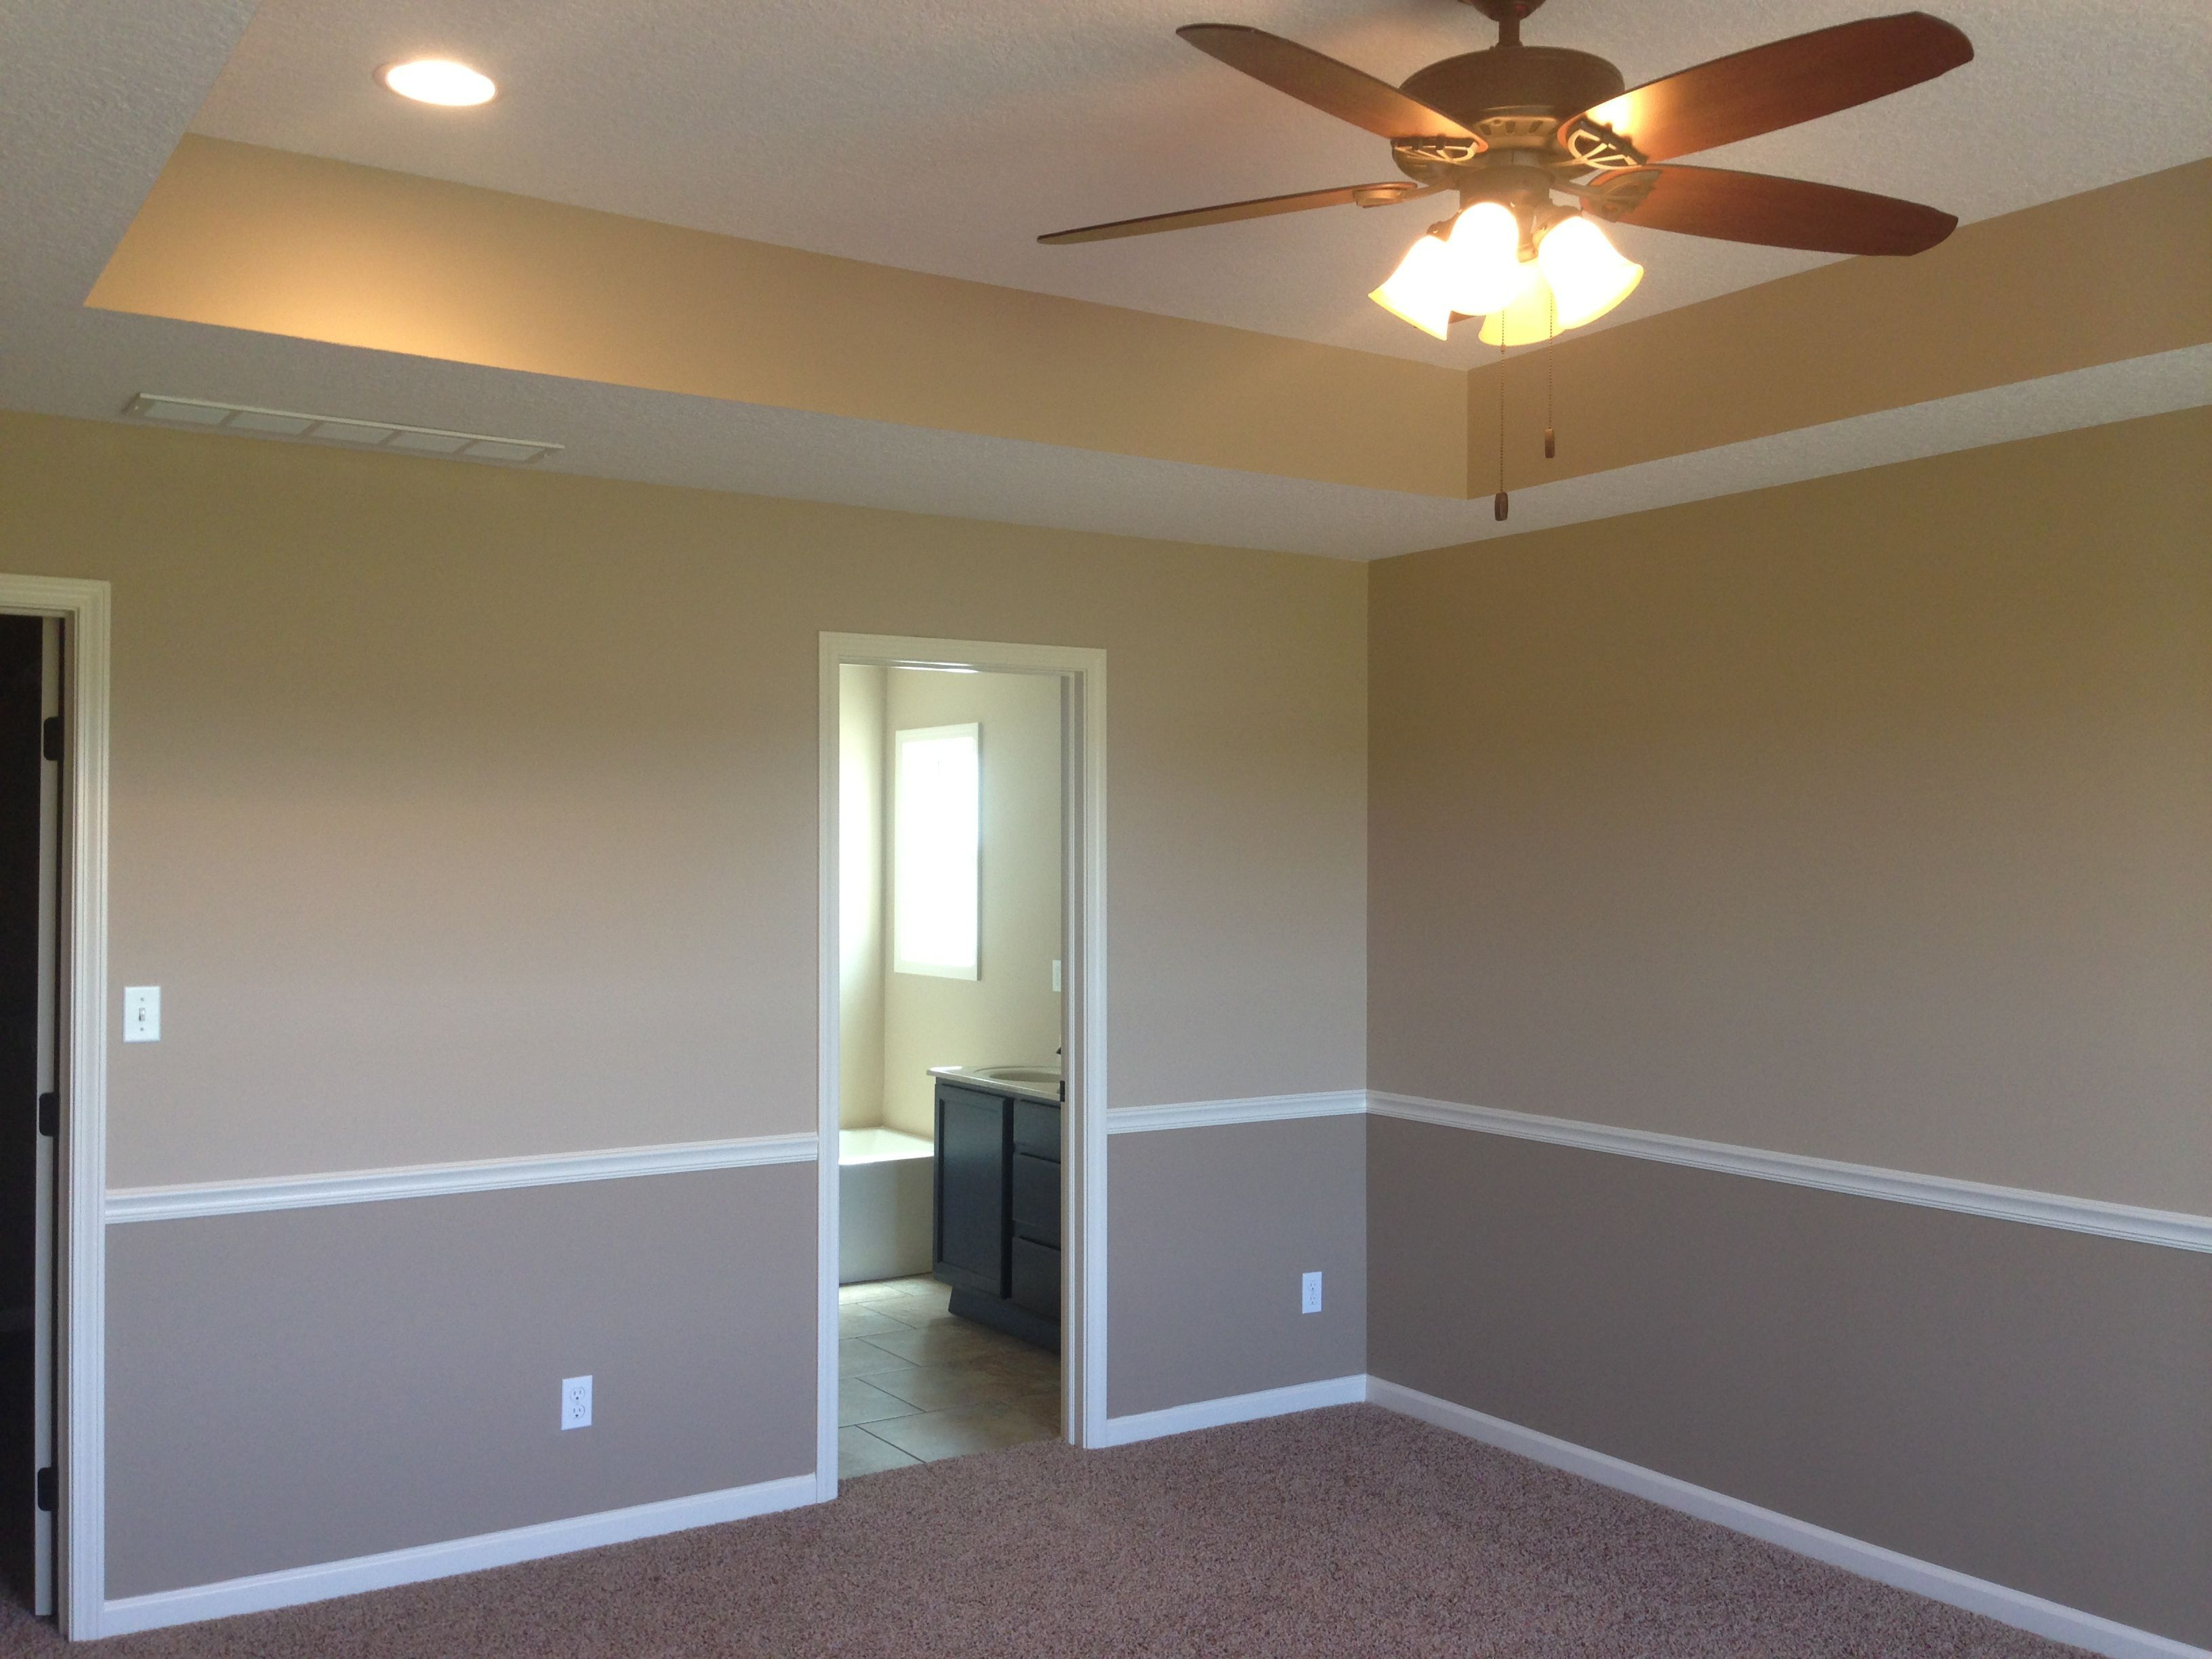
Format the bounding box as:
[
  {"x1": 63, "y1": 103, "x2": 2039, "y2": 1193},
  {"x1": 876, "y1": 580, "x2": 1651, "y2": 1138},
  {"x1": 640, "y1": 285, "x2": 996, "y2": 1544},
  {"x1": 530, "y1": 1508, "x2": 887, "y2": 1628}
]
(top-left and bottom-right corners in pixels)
[
  {"x1": 1370, "y1": 407, "x2": 2212, "y2": 1214},
  {"x1": 879, "y1": 666, "x2": 1063, "y2": 1137},
  {"x1": 87, "y1": 137, "x2": 1467, "y2": 499},
  {"x1": 1467, "y1": 161, "x2": 2212, "y2": 491},
  {"x1": 0, "y1": 410, "x2": 1366, "y2": 1187}
]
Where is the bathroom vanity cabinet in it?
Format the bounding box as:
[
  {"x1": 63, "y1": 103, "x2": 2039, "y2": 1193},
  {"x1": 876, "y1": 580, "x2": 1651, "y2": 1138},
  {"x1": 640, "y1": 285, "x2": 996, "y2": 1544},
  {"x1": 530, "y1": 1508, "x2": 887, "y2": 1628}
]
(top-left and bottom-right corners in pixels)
[{"x1": 932, "y1": 1073, "x2": 1061, "y2": 1349}]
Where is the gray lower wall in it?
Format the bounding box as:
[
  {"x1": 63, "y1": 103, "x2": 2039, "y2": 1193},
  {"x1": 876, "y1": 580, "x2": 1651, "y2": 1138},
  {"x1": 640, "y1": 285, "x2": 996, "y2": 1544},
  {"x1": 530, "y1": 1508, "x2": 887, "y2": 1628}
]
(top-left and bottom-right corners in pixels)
[
  {"x1": 1108, "y1": 1115, "x2": 1364, "y2": 1417},
  {"x1": 106, "y1": 1164, "x2": 817, "y2": 1599},
  {"x1": 1367, "y1": 1116, "x2": 2212, "y2": 1647}
]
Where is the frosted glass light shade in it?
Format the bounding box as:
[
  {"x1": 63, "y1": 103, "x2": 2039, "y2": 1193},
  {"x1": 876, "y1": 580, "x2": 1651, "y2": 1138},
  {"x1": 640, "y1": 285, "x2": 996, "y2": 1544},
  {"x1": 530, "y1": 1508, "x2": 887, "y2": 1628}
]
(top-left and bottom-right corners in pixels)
[
  {"x1": 1369, "y1": 233, "x2": 1456, "y2": 340},
  {"x1": 1477, "y1": 276, "x2": 1561, "y2": 346},
  {"x1": 1535, "y1": 213, "x2": 1643, "y2": 329},
  {"x1": 1443, "y1": 201, "x2": 1537, "y2": 316}
]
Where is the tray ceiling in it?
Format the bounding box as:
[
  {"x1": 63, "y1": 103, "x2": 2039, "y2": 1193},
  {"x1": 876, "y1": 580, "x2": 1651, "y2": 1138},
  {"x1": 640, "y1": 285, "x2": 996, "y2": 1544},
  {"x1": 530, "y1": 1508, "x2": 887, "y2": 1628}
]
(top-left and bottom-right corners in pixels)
[{"x1": 189, "y1": 0, "x2": 2212, "y2": 363}]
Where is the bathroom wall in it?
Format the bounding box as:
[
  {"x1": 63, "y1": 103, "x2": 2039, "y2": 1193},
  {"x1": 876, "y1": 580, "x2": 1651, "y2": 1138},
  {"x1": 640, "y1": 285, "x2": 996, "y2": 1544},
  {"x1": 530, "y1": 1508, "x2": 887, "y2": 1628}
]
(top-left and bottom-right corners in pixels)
[
  {"x1": 878, "y1": 665, "x2": 1064, "y2": 1136},
  {"x1": 836, "y1": 663, "x2": 886, "y2": 1130}
]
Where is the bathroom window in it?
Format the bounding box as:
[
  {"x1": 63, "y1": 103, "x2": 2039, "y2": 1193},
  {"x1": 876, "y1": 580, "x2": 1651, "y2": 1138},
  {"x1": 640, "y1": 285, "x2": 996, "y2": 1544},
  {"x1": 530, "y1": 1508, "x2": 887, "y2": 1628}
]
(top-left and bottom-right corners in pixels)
[{"x1": 893, "y1": 722, "x2": 980, "y2": 979}]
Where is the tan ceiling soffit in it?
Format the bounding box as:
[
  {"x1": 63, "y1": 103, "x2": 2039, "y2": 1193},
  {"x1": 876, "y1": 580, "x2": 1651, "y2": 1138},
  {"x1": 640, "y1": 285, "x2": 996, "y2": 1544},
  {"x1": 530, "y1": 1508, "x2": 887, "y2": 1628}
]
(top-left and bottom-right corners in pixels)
[
  {"x1": 1465, "y1": 160, "x2": 2212, "y2": 493},
  {"x1": 86, "y1": 137, "x2": 1467, "y2": 499},
  {"x1": 87, "y1": 141, "x2": 2205, "y2": 506}
]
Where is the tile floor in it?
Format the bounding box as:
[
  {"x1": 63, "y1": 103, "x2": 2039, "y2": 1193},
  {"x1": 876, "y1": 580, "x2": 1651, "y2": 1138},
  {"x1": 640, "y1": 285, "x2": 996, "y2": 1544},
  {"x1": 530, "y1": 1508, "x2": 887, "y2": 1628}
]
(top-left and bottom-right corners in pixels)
[{"x1": 837, "y1": 1275, "x2": 1062, "y2": 1478}]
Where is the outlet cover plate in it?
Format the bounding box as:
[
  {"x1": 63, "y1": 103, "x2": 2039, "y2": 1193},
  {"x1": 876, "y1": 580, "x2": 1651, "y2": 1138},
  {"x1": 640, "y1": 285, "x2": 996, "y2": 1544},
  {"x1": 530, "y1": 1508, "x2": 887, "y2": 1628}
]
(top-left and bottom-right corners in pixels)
[{"x1": 561, "y1": 1374, "x2": 592, "y2": 1431}]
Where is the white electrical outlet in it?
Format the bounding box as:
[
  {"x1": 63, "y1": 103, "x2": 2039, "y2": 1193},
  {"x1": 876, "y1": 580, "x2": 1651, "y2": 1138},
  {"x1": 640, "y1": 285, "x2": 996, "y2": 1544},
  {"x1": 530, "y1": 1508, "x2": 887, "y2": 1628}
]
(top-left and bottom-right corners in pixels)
[
  {"x1": 123, "y1": 986, "x2": 161, "y2": 1043},
  {"x1": 1301, "y1": 1271, "x2": 1324, "y2": 1315},
  {"x1": 560, "y1": 1374, "x2": 592, "y2": 1431}
]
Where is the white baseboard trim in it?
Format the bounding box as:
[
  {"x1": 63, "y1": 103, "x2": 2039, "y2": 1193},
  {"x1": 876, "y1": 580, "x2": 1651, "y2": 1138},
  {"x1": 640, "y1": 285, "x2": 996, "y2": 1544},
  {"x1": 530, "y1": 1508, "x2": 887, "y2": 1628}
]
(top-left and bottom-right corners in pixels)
[
  {"x1": 1368, "y1": 1092, "x2": 2212, "y2": 1254},
  {"x1": 1105, "y1": 1092, "x2": 1366, "y2": 1134},
  {"x1": 98, "y1": 1471, "x2": 821, "y2": 1638},
  {"x1": 1099, "y1": 1373, "x2": 1367, "y2": 1446},
  {"x1": 1366, "y1": 1378, "x2": 2208, "y2": 1659},
  {"x1": 106, "y1": 1133, "x2": 821, "y2": 1223}
]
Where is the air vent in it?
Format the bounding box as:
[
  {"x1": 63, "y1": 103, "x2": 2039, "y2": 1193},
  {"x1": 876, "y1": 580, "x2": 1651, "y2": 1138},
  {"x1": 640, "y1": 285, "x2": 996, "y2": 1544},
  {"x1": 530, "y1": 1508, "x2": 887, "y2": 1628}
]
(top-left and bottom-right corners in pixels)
[{"x1": 123, "y1": 395, "x2": 560, "y2": 466}]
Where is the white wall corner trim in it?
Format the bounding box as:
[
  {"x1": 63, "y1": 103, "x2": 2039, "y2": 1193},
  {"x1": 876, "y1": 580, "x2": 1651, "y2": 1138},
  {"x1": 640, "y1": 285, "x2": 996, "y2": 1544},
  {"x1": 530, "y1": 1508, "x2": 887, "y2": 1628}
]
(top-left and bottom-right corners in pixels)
[
  {"x1": 103, "y1": 1134, "x2": 820, "y2": 1224},
  {"x1": 1365, "y1": 1379, "x2": 2207, "y2": 1659},
  {"x1": 1099, "y1": 1374, "x2": 1367, "y2": 1447},
  {"x1": 1104, "y1": 1091, "x2": 1368, "y2": 1135},
  {"x1": 1366, "y1": 1093, "x2": 2212, "y2": 1254},
  {"x1": 97, "y1": 1472, "x2": 820, "y2": 1639}
]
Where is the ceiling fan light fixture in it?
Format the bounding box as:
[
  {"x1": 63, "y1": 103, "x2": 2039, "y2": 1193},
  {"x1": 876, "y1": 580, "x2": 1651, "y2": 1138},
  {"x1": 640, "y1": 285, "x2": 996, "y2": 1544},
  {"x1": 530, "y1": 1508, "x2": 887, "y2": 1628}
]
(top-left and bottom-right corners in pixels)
[
  {"x1": 1477, "y1": 277, "x2": 1559, "y2": 347},
  {"x1": 1443, "y1": 201, "x2": 1537, "y2": 316},
  {"x1": 1534, "y1": 213, "x2": 1643, "y2": 330},
  {"x1": 1368, "y1": 232, "x2": 1457, "y2": 341}
]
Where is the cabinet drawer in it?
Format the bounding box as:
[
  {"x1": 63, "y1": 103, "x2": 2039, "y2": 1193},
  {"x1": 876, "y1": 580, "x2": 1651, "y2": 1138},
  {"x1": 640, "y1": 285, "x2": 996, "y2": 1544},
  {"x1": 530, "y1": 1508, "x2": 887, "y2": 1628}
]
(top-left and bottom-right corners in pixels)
[
  {"x1": 1012, "y1": 1099, "x2": 1061, "y2": 1160},
  {"x1": 1010, "y1": 1151, "x2": 1059, "y2": 1246},
  {"x1": 1011, "y1": 1236, "x2": 1061, "y2": 1322}
]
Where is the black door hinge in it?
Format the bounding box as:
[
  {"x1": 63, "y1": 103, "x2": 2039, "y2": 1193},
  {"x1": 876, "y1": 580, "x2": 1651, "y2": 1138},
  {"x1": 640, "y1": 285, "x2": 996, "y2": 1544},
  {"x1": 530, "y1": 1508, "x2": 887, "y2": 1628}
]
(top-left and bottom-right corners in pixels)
[
  {"x1": 37, "y1": 1092, "x2": 55, "y2": 1137},
  {"x1": 35, "y1": 1468, "x2": 54, "y2": 1513},
  {"x1": 41, "y1": 716, "x2": 60, "y2": 764}
]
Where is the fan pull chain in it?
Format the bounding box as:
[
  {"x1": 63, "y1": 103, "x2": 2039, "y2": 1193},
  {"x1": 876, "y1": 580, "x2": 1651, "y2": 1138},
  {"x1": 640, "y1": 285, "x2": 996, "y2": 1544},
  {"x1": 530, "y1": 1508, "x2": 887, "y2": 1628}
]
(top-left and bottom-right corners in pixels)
[
  {"x1": 1544, "y1": 288, "x2": 1557, "y2": 460},
  {"x1": 1493, "y1": 329, "x2": 1509, "y2": 521}
]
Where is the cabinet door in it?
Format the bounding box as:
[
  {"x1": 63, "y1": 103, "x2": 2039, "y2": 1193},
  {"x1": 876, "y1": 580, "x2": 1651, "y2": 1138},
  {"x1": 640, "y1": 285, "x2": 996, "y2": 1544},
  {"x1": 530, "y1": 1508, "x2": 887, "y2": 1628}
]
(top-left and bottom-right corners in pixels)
[
  {"x1": 1010, "y1": 1152, "x2": 1059, "y2": 1248},
  {"x1": 1011, "y1": 1237, "x2": 1061, "y2": 1322},
  {"x1": 934, "y1": 1086, "x2": 1008, "y2": 1296}
]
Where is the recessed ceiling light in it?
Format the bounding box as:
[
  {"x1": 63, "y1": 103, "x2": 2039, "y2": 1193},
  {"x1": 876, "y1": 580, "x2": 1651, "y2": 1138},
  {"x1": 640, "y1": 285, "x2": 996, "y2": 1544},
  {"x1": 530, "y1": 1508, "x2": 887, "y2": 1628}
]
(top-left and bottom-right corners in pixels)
[{"x1": 375, "y1": 58, "x2": 496, "y2": 107}]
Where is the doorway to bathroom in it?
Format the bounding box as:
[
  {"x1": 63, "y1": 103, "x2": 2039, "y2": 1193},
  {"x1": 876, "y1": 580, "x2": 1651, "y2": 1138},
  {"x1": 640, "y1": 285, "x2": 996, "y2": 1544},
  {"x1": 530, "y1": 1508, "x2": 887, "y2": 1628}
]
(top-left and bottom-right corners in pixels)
[{"x1": 816, "y1": 634, "x2": 1105, "y2": 1492}]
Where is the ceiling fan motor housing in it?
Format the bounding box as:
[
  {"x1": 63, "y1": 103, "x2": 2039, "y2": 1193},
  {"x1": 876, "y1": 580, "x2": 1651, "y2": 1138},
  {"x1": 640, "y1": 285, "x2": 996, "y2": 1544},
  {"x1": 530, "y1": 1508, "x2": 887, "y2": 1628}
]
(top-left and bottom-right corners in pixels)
[
  {"x1": 1393, "y1": 45, "x2": 1627, "y2": 206},
  {"x1": 1399, "y1": 45, "x2": 1625, "y2": 157}
]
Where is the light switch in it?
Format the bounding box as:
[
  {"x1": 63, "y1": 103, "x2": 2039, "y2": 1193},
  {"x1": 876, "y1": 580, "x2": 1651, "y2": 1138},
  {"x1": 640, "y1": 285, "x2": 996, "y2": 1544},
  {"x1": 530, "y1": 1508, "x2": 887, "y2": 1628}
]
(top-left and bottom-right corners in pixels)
[
  {"x1": 123, "y1": 986, "x2": 160, "y2": 1043},
  {"x1": 1051, "y1": 958, "x2": 1063, "y2": 993}
]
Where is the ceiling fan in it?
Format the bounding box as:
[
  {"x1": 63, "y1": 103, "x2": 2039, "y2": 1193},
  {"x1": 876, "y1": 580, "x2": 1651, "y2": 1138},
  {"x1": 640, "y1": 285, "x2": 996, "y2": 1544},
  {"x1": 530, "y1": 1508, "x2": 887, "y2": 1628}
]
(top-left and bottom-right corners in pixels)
[{"x1": 1040, "y1": 2, "x2": 1973, "y2": 347}]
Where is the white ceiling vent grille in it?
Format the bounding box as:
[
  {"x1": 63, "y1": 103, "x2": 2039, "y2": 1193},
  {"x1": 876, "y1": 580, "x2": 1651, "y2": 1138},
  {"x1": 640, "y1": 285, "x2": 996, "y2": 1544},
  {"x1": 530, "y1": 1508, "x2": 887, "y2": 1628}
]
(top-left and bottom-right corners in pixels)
[{"x1": 124, "y1": 395, "x2": 560, "y2": 466}]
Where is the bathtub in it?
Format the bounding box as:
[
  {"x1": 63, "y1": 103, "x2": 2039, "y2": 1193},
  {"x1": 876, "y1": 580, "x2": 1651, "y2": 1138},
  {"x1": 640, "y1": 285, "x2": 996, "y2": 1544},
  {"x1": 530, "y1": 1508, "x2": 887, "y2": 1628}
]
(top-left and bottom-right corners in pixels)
[{"x1": 838, "y1": 1127, "x2": 935, "y2": 1284}]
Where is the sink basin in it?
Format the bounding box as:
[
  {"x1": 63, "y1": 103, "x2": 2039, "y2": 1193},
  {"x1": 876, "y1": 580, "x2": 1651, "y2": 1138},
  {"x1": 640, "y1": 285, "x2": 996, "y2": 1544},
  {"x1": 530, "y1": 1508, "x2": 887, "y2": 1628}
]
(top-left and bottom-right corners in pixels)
[
  {"x1": 974, "y1": 1065, "x2": 1060, "y2": 1088},
  {"x1": 929, "y1": 1062, "x2": 1063, "y2": 1103}
]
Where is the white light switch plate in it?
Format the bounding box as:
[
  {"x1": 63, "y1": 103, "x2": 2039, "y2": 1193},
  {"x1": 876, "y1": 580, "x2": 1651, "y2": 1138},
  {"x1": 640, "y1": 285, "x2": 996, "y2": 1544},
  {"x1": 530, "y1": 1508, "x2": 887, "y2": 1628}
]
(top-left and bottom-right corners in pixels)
[{"x1": 123, "y1": 986, "x2": 160, "y2": 1043}]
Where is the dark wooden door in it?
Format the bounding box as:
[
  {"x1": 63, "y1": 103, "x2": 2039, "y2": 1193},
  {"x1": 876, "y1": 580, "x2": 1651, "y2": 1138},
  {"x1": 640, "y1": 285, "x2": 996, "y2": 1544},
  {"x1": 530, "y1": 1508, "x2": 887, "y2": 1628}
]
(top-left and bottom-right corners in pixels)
[{"x1": 0, "y1": 616, "x2": 52, "y2": 1616}]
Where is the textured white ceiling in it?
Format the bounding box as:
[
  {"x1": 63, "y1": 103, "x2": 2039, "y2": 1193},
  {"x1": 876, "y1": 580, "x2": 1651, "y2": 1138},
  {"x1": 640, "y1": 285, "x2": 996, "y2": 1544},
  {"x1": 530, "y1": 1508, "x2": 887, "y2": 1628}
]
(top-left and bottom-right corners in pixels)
[{"x1": 188, "y1": 0, "x2": 2212, "y2": 365}]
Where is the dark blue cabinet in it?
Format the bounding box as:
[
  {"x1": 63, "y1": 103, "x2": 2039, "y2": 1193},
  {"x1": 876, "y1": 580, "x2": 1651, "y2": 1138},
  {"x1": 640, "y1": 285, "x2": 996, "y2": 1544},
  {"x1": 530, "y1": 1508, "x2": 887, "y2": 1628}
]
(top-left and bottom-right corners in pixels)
[{"x1": 933, "y1": 1078, "x2": 1061, "y2": 1349}]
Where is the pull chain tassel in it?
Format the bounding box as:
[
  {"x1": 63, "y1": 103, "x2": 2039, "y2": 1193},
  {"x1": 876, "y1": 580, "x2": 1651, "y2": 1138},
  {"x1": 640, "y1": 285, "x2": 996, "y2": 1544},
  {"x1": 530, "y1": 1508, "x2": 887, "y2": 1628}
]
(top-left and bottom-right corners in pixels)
[
  {"x1": 1543, "y1": 288, "x2": 1557, "y2": 461},
  {"x1": 1494, "y1": 325, "x2": 1509, "y2": 520}
]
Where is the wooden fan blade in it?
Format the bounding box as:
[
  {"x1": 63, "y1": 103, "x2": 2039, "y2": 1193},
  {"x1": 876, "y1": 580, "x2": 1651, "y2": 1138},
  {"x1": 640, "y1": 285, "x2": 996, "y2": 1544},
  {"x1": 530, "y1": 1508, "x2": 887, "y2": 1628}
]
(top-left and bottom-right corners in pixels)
[
  {"x1": 1561, "y1": 12, "x2": 1971, "y2": 164},
  {"x1": 1584, "y1": 165, "x2": 1957, "y2": 254},
  {"x1": 1177, "y1": 24, "x2": 1482, "y2": 144},
  {"x1": 1039, "y1": 181, "x2": 1437, "y2": 245}
]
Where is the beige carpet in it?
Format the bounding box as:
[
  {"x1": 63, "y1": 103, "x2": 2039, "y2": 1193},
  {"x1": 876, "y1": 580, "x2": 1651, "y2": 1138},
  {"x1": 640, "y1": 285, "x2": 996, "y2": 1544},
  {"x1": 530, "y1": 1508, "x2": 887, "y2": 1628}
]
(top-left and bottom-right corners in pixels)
[{"x1": 0, "y1": 1406, "x2": 2090, "y2": 1656}]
